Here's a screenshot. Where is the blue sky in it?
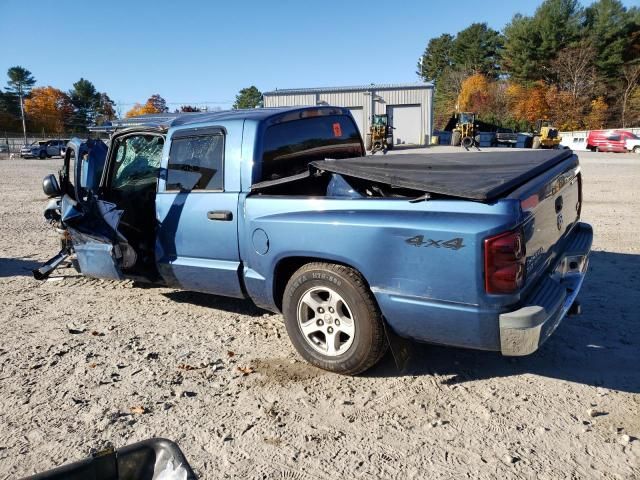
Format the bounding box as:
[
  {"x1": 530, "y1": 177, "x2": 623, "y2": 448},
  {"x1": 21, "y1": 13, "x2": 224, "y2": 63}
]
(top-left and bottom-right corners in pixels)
[{"x1": 1, "y1": 0, "x2": 636, "y2": 112}]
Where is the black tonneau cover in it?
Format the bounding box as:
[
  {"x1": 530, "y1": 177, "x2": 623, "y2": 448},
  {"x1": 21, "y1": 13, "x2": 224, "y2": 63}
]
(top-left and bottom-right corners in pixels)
[{"x1": 309, "y1": 150, "x2": 574, "y2": 202}]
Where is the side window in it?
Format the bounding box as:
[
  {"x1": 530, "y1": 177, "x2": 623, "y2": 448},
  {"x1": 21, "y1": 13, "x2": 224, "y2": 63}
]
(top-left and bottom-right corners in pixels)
[
  {"x1": 261, "y1": 115, "x2": 361, "y2": 181},
  {"x1": 111, "y1": 135, "x2": 164, "y2": 190},
  {"x1": 608, "y1": 134, "x2": 621, "y2": 141},
  {"x1": 166, "y1": 134, "x2": 224, "y2": 191}
]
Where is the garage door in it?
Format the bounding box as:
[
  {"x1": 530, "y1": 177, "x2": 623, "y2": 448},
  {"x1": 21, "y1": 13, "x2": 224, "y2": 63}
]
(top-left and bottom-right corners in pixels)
[
  {"x1": 388, "y1": 105, "x2": 421, "y2": 145},
  {"x1": 347, "y1": 107, "x2": 364, "y2": 138}
]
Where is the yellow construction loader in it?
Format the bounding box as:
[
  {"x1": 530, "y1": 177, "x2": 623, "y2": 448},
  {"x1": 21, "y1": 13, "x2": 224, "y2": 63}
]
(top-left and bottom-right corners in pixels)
[
  {"x1": 365, "y1": 114, "x2": 394, "y2": 154},
  {"x1": 450, "y1": 112, "x2": 479, "y2": 148},
  {"x1": 532, "y1": 119, "x2": 562, "y2": 149}
]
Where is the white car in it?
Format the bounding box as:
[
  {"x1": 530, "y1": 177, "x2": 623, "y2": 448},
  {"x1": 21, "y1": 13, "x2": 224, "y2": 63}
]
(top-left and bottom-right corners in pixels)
[{"x1": 624, "y1": 135, "x2": 640, "y2": 153}]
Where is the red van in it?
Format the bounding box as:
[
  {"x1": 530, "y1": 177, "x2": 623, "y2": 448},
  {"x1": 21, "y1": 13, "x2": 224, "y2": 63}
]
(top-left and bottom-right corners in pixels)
[{"x1": 586, "y1": 129, "x2": 640, "y2": 153}]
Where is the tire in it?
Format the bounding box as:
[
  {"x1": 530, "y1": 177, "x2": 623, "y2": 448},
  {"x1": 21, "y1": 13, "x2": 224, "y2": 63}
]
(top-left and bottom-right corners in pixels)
[
  {"x1": 461, "y1": 136, "x2": 474, "y2": 148},
  {"x1": 386, "y1": 137, "x2": 394, "y2": 149},
  {"x1": 594, "y1": 146, "x2": 600, "y2": 153},
  {"x1": 451, "y1": 131, "x2": 461, "y2": 146},
  {"x1": 365, "y1": 134, "x2": 372, "y2": 151},
  {"x1": 39, "y1": 150, "x2": 46, "y2": 159},
  {"x1": 633, "y1": 146, "x2": 640, "y2": 154},
  {"x1": 474, "y1": 135, "x2": 481, "y2": 145},
  {"x1": 282, "y1": 262, "x2": 387, "y2": 375},
  {"x1": 532, "y1": 136, "x2": 541, "y2": 149}
]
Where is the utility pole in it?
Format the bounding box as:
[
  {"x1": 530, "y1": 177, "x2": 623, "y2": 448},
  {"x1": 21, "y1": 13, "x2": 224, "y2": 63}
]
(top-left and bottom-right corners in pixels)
[{"x1": 19, "y1": 90, "x2": 27, "y2": 145}]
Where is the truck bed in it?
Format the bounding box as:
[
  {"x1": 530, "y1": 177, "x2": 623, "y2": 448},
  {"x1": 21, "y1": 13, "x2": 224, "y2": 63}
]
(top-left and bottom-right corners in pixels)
[{"x1": 307, "y1": 150, "x2": 574, "y2": 202}]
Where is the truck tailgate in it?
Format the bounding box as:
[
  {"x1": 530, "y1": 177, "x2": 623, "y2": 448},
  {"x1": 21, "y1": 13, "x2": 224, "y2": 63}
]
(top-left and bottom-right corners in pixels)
[{"x1": 511, "y1": 156, "x2": 582, "y2": 292}]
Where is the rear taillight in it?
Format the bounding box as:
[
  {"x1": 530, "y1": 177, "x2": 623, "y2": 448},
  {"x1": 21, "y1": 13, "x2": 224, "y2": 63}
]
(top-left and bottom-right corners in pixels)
[{"x1": 484, "y1": 229, "x2": 526, "y2": 294}]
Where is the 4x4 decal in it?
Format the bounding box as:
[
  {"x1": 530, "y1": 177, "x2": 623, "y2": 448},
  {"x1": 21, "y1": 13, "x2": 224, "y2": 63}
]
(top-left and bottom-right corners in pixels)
[{"x1": 405, "y1": 235, "x2": 465, "y2": 250}]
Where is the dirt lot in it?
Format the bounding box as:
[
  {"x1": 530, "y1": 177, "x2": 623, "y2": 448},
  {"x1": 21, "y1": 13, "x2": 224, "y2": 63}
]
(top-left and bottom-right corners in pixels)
[{"x1": 0, "y1": 149, "x2": 638, "y2": 479}]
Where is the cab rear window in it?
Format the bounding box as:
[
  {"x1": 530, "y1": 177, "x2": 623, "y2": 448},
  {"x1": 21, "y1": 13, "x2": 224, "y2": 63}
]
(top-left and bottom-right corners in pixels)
[{"x1": 260, "y1": 115, "x2": 362, "y2": 181}]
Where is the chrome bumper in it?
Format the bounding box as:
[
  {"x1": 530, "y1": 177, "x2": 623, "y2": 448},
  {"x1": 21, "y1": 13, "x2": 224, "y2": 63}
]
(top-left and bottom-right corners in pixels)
[{"x1": 500, "y1": 222, "x2": 593, "y2": 356}]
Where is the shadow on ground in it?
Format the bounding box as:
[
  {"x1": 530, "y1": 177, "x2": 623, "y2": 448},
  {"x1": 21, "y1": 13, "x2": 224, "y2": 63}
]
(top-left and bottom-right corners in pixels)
[
  {"x1": 368, "y1": 251, "x2": 640, "y2": 394},
  {"x1": 4, "y1": 250, "x2": 637, "y2": 393},
  {"x1": 162, "y1": 290, "x2": 267, "y2": 317},
  {"x1": 0, "y1": 257, "x2": 41, "y2": 278}
]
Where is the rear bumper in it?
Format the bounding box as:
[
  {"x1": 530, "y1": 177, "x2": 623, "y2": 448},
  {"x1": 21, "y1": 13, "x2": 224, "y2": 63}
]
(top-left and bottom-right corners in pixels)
[{"x1": 499, "y1": 222, "x2": 593, "y2": 356}]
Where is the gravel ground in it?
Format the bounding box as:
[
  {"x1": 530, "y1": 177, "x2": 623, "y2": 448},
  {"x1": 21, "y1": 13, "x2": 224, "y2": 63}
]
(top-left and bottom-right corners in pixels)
[{"x1": 0, "y1": 149, "x2": 638, "y2": 479}]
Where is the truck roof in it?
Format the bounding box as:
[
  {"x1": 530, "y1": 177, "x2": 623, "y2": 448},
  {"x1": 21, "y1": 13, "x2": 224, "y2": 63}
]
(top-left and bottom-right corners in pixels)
[{"x1": 93, "y1": 106, "x2": 346, "y2": 132}]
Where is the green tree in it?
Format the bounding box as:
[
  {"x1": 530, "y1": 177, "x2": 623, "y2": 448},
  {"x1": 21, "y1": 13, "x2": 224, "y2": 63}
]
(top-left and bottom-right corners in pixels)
[
  {"x1": 148, "y1": 94, "x2": 168, "y2": 113},
  {"x1": 69, "y1": 78, "x2": 100, "y2": 131},
  {"x1": 535, "y1": 0, "x2": 582, "y2": 55},
  {"x1": 233, "y1": 86, "x2": 262, "y2": 109},
  {"x1": 0, "y1": 90, "x2": 21, "y2": 132},
  {"x1": 451, "y1": 23, "x2": 504, "y2": 77},
  {"x1": 584, "y1": 0, "x2": 639, "y2": 82},
  {"x1": 503, "y1": 15, "x2": 542, "y2": 82},
  {"x1": 6, "y1": 66, "x2": 36, "y2": 143},
  {"x1": 417, "y1": 34, "x2": 454, "y2": 82},
  {"x1": 432, "y1": 67, "x2": 471, "y2": 129},
  {"x1": 179, "y1": 105, "x2": 202, "y2": 112},
  {"x1": 0, "y1": 90, "x2": 19, "y2": 117},
  {"x1": 95, "y1": 92, "x2": 116, "y2": 125},
  {"x1": 503, "y1": 0, "x2": 582, "y2": 82}
]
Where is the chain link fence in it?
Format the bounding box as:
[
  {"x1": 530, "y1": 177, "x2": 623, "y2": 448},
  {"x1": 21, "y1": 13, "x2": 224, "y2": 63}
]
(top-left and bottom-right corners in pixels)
[{"x1": 0, "y1": 131, "x2": 89, "y2": 159}]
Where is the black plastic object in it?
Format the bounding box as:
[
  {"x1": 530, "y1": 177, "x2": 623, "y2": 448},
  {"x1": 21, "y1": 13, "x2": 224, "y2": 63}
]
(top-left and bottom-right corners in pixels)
[
  {"x1": 32, "y1": 248, "x2": 69, "y2": 280},
  {"x1": 24, "y1": 438, "x2": 197, "y2": 480},
  {"x1": 42, "y1": 174, "x2": 61, "y2": 198}
]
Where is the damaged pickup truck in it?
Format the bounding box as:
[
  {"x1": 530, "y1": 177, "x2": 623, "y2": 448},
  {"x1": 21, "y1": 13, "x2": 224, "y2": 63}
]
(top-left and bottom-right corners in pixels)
[{"x1": 35, "y1": 106, "x2": 592, "y2": 375}]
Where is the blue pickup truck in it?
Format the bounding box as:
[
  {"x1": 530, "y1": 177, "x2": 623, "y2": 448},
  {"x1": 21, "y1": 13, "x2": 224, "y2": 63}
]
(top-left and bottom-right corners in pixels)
[{"x1": 35, "y1": 106, "x2": 592, "y2": 375}]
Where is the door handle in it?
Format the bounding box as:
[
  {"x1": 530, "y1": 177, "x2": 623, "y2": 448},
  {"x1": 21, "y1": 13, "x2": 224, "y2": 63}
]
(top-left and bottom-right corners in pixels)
[{"x1": 207, "y1": 210, "x2": 233, "y2": 221}]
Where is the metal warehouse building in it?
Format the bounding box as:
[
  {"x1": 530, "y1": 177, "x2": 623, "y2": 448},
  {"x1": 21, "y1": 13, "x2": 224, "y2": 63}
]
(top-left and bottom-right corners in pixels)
[{"x1": 263, "y1": 83, "x2": 434, "y2": 147}]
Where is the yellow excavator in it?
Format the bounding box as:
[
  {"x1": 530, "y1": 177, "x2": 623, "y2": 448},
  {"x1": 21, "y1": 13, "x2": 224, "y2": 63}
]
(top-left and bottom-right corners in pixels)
[{"x1": 532, "y1": 119, "x2": 562, "y2": 149}]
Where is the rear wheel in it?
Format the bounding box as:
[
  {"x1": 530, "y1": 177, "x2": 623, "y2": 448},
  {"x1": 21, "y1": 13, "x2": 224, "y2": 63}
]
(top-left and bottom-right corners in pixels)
[
  {"x1": 594, "y1": 146, "x2": 600, "y2": 153},
  {"x1": 532, "y1": 136, "x2": 541, "y2": 149},
  {"x1": 451, "y1": 131, "x2": 461, "y2": 146},
  {"x1": 282, "y1": 262, "x2": 387, "y2": 375},
  {"x1": 633, "y1": 146, "x2": 640, "y2": 154},
  {"x1": 461, "y1": 136, "x2": 474, "y2": 148}
]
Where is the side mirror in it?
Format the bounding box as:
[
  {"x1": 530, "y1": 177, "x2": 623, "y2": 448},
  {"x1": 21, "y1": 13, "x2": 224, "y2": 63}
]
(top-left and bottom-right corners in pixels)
[{"x1": 42, "y1": 174, "x2": 61, "y2": 198}]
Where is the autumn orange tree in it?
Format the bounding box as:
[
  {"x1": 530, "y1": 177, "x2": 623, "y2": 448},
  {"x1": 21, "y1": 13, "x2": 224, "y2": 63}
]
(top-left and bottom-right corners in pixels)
[
  {"x1": 457, "y1": 74, "x2": 492, "y2": 115},
  {"x1": 125, "y1": 94, "x2": 168, "y2": 118},
  {"x1": 585, "y1": 97, "x2": 608, "y2": 129},
  {"x1": 125, "y1": 102, "x2": 157, "y2": 118},
  {"x1": 24, "y1": 86, "x2": 74, "y2": 133},
  {"x1": 505, "y1": 82, "x2": 550, "y2": 125}
]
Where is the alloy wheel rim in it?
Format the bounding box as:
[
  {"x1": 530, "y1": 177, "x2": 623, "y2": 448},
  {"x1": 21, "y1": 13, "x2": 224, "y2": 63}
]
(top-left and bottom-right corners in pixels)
[{"x1": 296, "y1": 286, "x2": 355, "y2": 357}]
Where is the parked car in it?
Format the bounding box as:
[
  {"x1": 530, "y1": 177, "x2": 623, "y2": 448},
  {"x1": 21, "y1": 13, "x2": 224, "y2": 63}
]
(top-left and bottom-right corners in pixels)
[
  {"x1": 624, "y1": 133, "x2": 640, "y2": 153},
  {"x1": 34, "y1": 106, "x2": 592, "y2": 375},
  {"x1": 0, "y1": 143, "x2": 9, "y2": 154},
  {"x1": 20, "y1": 139, "x2": 68, "y2": 158},
  {"x1": 586, "y1": 129, "x2": 639, "y2": 153}
]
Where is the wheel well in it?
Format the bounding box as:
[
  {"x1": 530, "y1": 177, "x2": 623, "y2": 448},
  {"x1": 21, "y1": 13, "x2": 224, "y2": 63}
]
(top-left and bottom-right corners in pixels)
[{"x1": 272, "y1": 256, "x2": 367, "y2": 312}]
